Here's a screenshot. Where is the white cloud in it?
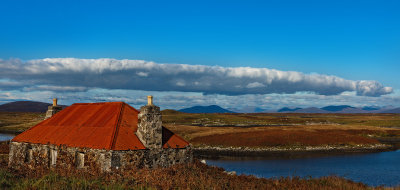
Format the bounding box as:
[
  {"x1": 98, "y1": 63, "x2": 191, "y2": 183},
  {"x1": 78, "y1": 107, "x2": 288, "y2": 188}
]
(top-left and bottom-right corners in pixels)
[
  {"x1": 246, "y1": 82, "x2": 265, "y2": 88},
  {"x1": 23, "y1": 85, "x2": 89, "y2": 92},
  {"x1": 136, "y1": 72, "x2": 148, "y2": 77},
  {"x1": 175, "y1": 81, "x2": 186, "y2": 87},
  {"x1": 356, "y1": 81, "x2": 393, "y2": 97},
  {"x1": 0, "y1": 58, "x2": 393, "y2": 97}
]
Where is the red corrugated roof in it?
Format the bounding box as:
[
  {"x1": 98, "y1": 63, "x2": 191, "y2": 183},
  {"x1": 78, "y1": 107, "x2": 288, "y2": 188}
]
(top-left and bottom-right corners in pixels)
[
  {"x1": 162, "y1": 127, "x2": 190, "y2": 149},
  {"x1": 12, "y1": 102, "x2": 189, "y2": 150}
]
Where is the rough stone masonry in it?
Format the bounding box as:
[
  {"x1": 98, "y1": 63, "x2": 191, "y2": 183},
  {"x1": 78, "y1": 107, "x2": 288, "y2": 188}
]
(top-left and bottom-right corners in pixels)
[
  {"x1": 44, "y1": 98, "x2": 62, "y2": 119},
  {"x1": 136, "y1": 96, "x2": 163, "y2": 149}
]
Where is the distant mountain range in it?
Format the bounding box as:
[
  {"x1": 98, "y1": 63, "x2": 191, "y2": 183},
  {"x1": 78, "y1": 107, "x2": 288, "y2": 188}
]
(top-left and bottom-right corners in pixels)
[
  {"x1": 293, "y1": 107, "x2": 330, "y2": 113},
  {"x1": 228, "y1": 106, "x2": 266, "y2": 113},
  {"x1": 178, "y1": 104, "x2": 400, "y2": 113},
  {"x1": 1, "y1": 101, "x2": 399, "y2": 114},
  {"x1": 361, "y1": 106, "x2": 381, "y2": 111},
  {"x1": 277, "y1": 107, "x2": 302, "y2": 112},
  {"x1": 321, "y1": 105, "x2": 355, "y2": 112},
  {"x1": 380, "y1": 107, "x2": 400, "y2": 114},
  {"x1": 178, "y1": 105, "x2": 235, "y2": 113},
  {"x1": 277, "y1": 105, "x2": 400, "y2": 114},
  {"x1": 0, "y1": 101, "x2": 67, "y2": 112}
]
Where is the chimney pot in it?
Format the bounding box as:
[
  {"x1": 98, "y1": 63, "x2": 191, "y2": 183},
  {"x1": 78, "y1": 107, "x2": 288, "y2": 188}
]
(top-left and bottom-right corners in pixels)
[
  {"x1": 147, "y1": 95, "x2": 153, "y2": 105},
  {"x1": 53, "y1": 98, "x2": 58, "y2": 106}
]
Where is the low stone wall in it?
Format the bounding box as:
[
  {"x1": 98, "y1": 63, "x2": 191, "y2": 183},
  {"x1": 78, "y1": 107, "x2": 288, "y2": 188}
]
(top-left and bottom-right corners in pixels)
[
  {"x1": 8, "y1": 142, "x2": 193, "y2": 172},
  {"x1": 194, "y1": 144, "x2": 391, "y2": 159}
]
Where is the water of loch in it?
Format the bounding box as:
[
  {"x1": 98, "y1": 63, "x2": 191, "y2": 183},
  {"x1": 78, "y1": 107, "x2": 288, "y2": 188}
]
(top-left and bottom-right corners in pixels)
[
  {"x1": 207, "y1": 150, "x2": 400, "y2": 187},
  {"x1": 0, "y1": 133, "x2": 14, "y2": 141}
]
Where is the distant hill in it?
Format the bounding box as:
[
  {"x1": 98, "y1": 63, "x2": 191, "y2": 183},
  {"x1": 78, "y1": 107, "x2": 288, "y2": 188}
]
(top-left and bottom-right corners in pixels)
[
  {"x1": 362, "y1": 106, "x2": 380, "y2": 111},
  {"x1": 336, "y1": 107, "x2": 369, "y2": 113},
  {"x1": 321, "y1": 105, "x2": 355, "y2": 112},
  {"x1": 274, "y1": 105, "x2": 400, "y2": 114},
  {"x1": 161, "y1": 109, "x2": 183, "y2": 115},
  {"x1": 294, "y1": 107, "x2": 329, "y2": 113},
  {"x1": 178, "y1": 105, "x2": 235, "y2": 113},
  {"x1": 380, "y1": 108, "x2": 400, "y2": 113},
  {"x1": 0, "y1": 101, "x2": 67, "y2": 112},
  {"x1": 252, "y1": 107, "x2": 267, "y2": 113},
  {"x1": 278, "y1": 107, "x2": 302, "y2": 112},
  {"x1": 229, "y1": 106, "x2": 266, "y2": 113}
]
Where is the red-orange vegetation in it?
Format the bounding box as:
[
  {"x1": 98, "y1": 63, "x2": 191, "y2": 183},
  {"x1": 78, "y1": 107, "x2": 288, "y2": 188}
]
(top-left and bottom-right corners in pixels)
[
  {"x1": 0, "y1": 143, "x2": 8, "y2": 154},
  {"x1": 191, "y1": 129, "x2": 380, "y2": 147},
  {"x1": 1, "y1": 158, "x2": 372, "y2": 190}
]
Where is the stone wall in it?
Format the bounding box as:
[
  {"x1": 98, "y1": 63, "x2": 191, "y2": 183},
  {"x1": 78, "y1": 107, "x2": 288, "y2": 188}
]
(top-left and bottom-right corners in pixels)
[{"x1": 9, "y1": 142, "x2": 193, "y2": 172}]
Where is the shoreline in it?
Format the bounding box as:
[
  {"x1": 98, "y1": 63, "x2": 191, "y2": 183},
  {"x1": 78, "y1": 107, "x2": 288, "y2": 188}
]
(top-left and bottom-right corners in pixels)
[{"x1": 194, "y1": 144, "x2": 396, "y2": 159}]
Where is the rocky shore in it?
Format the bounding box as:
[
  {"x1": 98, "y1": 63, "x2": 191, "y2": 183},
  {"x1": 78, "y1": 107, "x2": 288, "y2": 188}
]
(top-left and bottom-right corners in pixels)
[{"x1": 194, "y1": 144, "x2": 394, "y2": 159}]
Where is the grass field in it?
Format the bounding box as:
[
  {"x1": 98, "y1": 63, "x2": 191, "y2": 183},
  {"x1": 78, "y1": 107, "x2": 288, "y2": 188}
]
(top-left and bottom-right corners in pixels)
[
  {"x1": 1, "y1": 111, "x2": 399, "y2": 148},
  {"x1": 162, "y1": 110, "x2": 400, "y2": 128},
  {"x1": 162, "y1": 112, "x2": 400, "y2": 148},
  {"x1": 0, "y1": 112, "x2": 44, "y2": 133}
]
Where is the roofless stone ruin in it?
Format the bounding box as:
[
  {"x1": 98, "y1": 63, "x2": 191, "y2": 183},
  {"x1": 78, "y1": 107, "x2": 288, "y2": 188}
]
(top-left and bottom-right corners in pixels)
[{"x1": 9, "y1": 96, "x2": 192, "y2": 172}]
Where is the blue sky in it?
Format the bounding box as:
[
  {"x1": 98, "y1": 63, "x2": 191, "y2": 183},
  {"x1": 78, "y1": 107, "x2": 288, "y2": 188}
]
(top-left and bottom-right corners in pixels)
[{"x1": 0, "y1": 0, "x2": 399, "y2": 110}]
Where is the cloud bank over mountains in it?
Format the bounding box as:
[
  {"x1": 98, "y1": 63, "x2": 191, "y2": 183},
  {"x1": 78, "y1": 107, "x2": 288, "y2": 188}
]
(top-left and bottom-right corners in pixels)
[{"x1": 0, "y1": 58, "x2": 393, "y2": 97}]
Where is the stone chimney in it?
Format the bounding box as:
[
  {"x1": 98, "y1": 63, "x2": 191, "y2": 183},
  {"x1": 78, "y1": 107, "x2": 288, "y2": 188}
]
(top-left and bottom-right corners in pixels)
[
  {"x1": 45, "y1": 98, "x2": 63, "y2": 119},
  {"x1": 136, "y1": 96, "x2": 163, "y2": 149}
]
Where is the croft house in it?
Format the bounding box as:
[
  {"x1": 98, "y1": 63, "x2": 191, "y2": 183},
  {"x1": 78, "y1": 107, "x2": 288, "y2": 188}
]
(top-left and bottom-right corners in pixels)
[{"x1": 9, "y1": 96, "x2": 192, "y2": 172}]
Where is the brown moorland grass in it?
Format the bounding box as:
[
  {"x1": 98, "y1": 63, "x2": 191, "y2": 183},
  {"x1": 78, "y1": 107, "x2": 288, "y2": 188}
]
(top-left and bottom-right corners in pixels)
[
  {"x1": 166, "y1": 123, "x2": 400, "y2": 148},
  {"x1": 162, "y1": 112, "x2": 400, "y2": 128},
  {"x1": 0, "y1": 112, "x2": 44, "y2": 132},
  {"x1": 162, "y1": 112, "x2": 400, "y2": 147},
  {"x1": 190, "y1": 129, "x2": 381, "y2": 147}
]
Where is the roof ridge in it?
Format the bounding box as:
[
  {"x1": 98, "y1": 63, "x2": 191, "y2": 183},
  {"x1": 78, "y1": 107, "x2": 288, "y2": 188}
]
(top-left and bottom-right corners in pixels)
[
  {"x1": 73, "y1": 102, "x2": 124, "y2": 105},
  {"x1": 122, "y1": 102, "x2": 140, "y2": 113},
  {"x1": 109, "y1": 102, "x2": 125, "y2": 149}
]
